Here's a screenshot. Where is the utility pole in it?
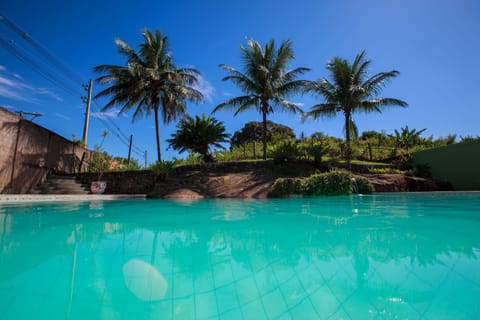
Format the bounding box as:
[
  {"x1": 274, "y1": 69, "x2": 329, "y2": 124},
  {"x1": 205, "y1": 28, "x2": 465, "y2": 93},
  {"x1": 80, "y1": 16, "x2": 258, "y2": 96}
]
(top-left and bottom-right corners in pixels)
[
  {"x1": 127, "y1": 135, "x2": 133, "y2": 166},
  {"x1": 81, "y1": 79, "x2": 92, "y2": 148},
  {"x1": 144, "y1": 150, "x2": 147, "y2": 168}
]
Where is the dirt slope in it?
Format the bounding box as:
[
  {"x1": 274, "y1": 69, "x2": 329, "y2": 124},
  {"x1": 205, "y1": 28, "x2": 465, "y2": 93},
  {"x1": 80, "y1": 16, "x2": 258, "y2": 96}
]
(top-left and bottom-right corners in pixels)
[{"x1": 149, "y1": 162, "x2": 452, "y2": 199}]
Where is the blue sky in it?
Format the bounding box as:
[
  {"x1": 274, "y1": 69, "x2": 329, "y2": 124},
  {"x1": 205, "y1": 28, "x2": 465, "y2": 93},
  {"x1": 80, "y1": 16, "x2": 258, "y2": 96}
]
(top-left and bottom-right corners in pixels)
[{"x1": 1, "y1": 0, "x2": 479, "y2": 164}]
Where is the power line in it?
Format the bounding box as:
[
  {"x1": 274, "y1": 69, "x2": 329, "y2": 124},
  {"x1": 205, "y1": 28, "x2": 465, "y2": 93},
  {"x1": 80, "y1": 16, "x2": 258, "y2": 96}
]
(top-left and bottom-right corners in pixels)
[
  {"x1": 0, "y1": 34, "x2": 82, "y2": 97},
  {"x1": 0, "y1": 33, "x2": 135, "y2": 152},
  {"x1": 0, "y1": 13, "x2": 147, "y2": 157},
  {"x1": 0, "y1": 13, "x2": 85, "y2": 86}
]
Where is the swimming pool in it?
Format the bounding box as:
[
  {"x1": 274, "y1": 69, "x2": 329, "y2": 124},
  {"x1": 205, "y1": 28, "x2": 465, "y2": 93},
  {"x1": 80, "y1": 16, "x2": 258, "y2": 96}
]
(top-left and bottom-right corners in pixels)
[{"x1": 0, "y1": 193, "x2": 479, "y2": 319}]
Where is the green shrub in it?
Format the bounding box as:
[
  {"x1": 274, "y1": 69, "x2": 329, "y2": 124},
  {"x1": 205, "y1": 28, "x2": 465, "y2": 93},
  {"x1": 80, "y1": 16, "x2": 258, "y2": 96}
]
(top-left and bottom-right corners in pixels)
[
  {"x1": 299, "y1": 140, "x2": 329, "y2": 164},
  {"x1": 268, "y1": 170, "x2": 373, "y2": 197},
  {"x1": 267, "y1": 178, "x2": 302, "y2": 197},
  {"x1": 148, "y1": 160, "x2": 175, "y2": 178},
  {"x1": 301, "y1": 171, "x2": 353, "y2": 195},
  {"x1": 270, "y1": 140, "x2": 301, "y2": 163},
  {"x1": 89, "y1": 151, "x2": 110, "y2": 178},
  {"x1": 171, "y1": 153, "x2": 203, "y2": 166},
  {"x1": 352, "y1": 176, "x2": 374, "y2": 194},
  {"x1": 368, "y1": 167, "x2": 404, "y2": 174}
]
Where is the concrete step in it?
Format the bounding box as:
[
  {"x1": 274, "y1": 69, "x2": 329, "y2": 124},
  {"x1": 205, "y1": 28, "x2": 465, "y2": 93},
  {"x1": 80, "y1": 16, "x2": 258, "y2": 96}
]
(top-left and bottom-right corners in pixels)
[{"x1": 32, "y1": 174, "x2": 90, "y2": 195}]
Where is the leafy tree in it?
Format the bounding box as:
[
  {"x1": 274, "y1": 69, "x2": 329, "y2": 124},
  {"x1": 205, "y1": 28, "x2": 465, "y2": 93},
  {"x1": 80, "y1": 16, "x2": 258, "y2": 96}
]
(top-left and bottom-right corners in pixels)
[
  {"x1": 89, "y1": 131, "x2": 109, "y2": 178},
  {"x1": 360, "y1": 130, "x2": 390, "y2": 146},
  {"x1": 213, "y1": 38, "x2": 309, "y2": 160},
  {"x1": 94, "y1": 29, "x2": 204, "y2": 162},
  {"x1": 304, "y1": 50, "x2": 407, "y2": 165},
  {"x1": 392, "y1": 126, "x2": 427, "y2": 154},
  {"x1": 113, "y1": 157, "x2": 142, "y2": 170},
  {"x1": 230, "y1": 121, "x2": 295, "y2": 147},
  {"x1": 167, "y1": 113, "x2": 230, "y2": 162}
]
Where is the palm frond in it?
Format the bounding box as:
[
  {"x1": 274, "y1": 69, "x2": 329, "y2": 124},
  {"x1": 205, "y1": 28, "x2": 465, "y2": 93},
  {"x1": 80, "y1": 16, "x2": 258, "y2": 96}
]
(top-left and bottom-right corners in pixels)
[
  {"x1": 93, "y1": 28, "x2": 205, "y2": 161},
  {"x1": 306, "y1": 103, "x2": 339, "y2": 119},
  {"x1": 212, "y1": 95, "x2": 258, "y2": 114},
  {"x1": 273, "y1": 98, "x2": 304, "y2": 114},
  {"x1": 362, "y1": 70, "x2": 400, "y2": 95}
]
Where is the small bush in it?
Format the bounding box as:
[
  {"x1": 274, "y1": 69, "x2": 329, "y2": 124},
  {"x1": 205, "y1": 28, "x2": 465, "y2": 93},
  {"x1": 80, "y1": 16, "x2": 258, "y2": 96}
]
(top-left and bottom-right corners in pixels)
[
  {"x1": 172, "y1": 153, "x2": 203, "y2": 166},
  {"x1": 267, "y1": 178, "x2": 302, "y2": 198},
  {"x1": 301, "y1": 171, "x2": 353, "y2": 195},
  {"x1": 268, "y1": 170, "x2": 373, "y2": 197},
  {"x1": 353, "y1": 176, "x2": 374, "y2": 194},
  {"x1": 300, "y1": 141, "x2": 328, "y2": 164},
  {"x1": 89, "y1": 151, "x2": 110, "y2": 176},
  {"x1": 368, "y1": 167, "x2": 404, "y2": 174},
  {"x1": 271, "y1": 140, "x2": 301, "y2": 163},
  {"x1": 148, "y1": 161, "x2": 175, "y2": 178}
]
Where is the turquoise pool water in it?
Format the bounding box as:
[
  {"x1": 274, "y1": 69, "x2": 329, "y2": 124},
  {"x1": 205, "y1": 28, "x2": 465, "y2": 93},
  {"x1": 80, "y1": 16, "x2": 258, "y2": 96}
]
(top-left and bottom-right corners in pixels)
[{"x1": 0, "y1": 193, "x2": 479, "y2": 319}]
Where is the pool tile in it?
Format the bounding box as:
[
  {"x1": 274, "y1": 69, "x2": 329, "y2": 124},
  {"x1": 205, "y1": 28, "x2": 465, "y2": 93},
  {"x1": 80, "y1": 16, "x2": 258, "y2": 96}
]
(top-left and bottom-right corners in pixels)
[
  {"x1": 271, "y1": 263, "x2": 296, "y2": 284},
  {"x1": 236, "y1": 275, "x2": 260, "y2": 305},
  {"x1": 253, "y1": 269, "x2": 279, "y2": 296},
  {"x1": 173, "y1": 273, "x2": 194, "y2": 298},
  {"x1": 242, "y1": 299, "x2": 268, "y2": 320},
  {"x1": 230, "y1": 260, "x2": 251, "y2": 281},
  {"x1": 215, "y1": 283, "x2": 241, "y2": 314},
  {"x1": 288, "y1": 295, "x2": 319, "y2": 320},
  {"x1": 262, "y1": 288, "x2": 288, "y2": 319},
  {"x1": 309, "y1": 288, "x2": 341, "y2": 318},
  {"x1": 212, "y1": 262, "x2": 235, "y2": 288},
  {"x1": 281, "y1": 275, "x2": 307, "y2": 308},
  {"x1": 195, "y1": 292, "x2": 218, "y2": 319},
  {"x1": 194, "y1": 271, "x2": 215, "y2": 293},
  {"x1": 219, "y1": 307, "x2": 244, "y2": 320},
  {"x1": 172, "y1": 295, "x2": 196, "y2": 320}
]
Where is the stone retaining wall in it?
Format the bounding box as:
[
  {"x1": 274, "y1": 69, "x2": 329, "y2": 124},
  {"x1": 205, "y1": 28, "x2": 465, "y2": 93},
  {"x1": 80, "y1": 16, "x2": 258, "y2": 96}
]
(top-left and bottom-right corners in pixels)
[{"x1": 77, "y1": 171, "x2": 161, "y2": 194}]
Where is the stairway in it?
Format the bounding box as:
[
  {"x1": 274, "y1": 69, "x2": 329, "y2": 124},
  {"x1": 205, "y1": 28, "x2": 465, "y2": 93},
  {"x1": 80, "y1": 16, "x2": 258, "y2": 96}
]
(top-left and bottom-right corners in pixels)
[{"x1": 31, "y1": 174, "x2": 90, "y2": 194}]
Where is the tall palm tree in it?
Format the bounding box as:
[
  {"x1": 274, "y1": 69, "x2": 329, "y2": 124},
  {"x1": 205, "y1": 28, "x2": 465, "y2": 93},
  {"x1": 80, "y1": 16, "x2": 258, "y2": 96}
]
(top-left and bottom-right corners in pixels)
[
  {"x1": 213, "y1": 38, "x2": 310, "y2": 160},
  {"x1": 167, "y1": 113, "x2": 230, "y2": 162},
  {"x1": 94, "y1": 29, "x2": 204, "y2": 162},
  {"x1": 305, "y1": 50, "x2": 407, "y2": 164}
]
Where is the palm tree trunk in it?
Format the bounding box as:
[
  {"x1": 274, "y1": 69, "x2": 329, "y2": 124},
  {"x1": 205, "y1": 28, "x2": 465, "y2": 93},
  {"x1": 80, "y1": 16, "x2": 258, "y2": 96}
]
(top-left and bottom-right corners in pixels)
[
  {"x1": 345, "y1": 111, "x2": 351, "y2": 167},
  {"x1": 262, "y1": 109, "x2": 267, "y2": 160},
  {"x1": 154, "y1": 107, "x2": 162, "y2": 162}
]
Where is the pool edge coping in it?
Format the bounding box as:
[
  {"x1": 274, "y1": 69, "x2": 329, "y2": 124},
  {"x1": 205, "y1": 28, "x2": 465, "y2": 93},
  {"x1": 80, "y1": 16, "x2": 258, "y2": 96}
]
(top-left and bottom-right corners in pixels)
[{"x1": 0, "y1": 194, "x2": 147, "y2": 203}]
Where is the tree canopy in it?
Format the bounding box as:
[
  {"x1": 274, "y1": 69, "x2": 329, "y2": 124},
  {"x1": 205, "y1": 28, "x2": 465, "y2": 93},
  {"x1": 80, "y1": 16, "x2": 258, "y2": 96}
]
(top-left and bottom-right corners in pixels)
[
  {"x1": 304, "y1": 50, "x2": 407, "y2": 164},
  {"x1": 167, "y1": 113, "x2": 230, "y2": 162},
  {"x1": 230, "y1": 121, "x2": 295, "y2": 147},
  {"x1": 94, "y1": 29, "x2": 204, "y2": 162},
  {"x1": 213, "y1": 38, "x2": 309, "y2": 159}
]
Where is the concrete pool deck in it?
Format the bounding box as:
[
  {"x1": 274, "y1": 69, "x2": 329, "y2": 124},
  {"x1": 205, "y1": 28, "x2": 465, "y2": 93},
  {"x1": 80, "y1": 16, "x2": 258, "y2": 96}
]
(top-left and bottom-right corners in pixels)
[{"x1": 0, "y1": 194, "x2": 147, "y2": 203}]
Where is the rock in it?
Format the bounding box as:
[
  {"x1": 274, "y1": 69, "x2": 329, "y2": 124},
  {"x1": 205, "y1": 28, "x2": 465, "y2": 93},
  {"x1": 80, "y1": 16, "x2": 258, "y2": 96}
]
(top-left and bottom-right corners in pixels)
[
  {"x1": 163, "y1": 188, "x2": 204, "y2": 200},
  {"x1": 360, "y1": 174, "x2": 453, "y2": 193},
  {"x1": 88, "y1": 162, "x2": 453, "y2": 199}
]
